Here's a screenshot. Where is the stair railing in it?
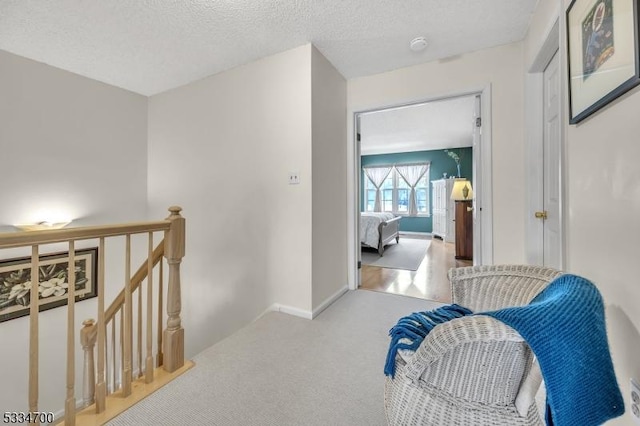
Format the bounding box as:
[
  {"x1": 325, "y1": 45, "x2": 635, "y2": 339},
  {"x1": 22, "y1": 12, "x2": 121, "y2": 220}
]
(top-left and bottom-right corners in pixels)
[{"x1": 0, "y1": 206, "x2": 185, "y2": 425}]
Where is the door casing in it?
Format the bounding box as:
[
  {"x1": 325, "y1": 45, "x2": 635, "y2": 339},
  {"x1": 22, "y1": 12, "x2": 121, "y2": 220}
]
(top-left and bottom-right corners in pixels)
[
  {"x1": 524, "y1": 18, "x2": 566, "y2": 268},
  {"x1": 347, "y1": 87, "x2": 494, "y2": 290}
]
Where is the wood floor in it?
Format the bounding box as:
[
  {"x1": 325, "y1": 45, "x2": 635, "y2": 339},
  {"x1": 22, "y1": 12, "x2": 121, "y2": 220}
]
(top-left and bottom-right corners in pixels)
[{"x1": 359, "y1": 237, "x2": 472, "y2": 303}]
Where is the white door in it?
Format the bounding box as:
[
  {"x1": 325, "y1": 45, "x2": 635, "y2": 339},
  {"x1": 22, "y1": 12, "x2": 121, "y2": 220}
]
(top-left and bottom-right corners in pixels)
[{"x1": 541, "y1": 51, "x2": 562, "y2": 268}]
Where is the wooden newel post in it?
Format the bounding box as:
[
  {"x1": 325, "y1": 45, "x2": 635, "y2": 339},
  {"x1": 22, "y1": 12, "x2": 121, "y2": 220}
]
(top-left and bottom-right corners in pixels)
[
  {"x1": 80, "y1": 319, "x2": 97, "y2": 407},
  {"x1": 163, "y1": 206, "x2": 185, "y2": 373}
]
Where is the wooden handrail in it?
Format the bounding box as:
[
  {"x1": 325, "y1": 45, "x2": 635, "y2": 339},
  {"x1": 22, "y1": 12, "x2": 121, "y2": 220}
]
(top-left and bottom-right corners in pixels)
[
  {"x1": 104, "y1": 240, "x2": 165, "y2": 323},
  {"x1": 0, "y1": 221, "x2": 171, "y2": 249}
]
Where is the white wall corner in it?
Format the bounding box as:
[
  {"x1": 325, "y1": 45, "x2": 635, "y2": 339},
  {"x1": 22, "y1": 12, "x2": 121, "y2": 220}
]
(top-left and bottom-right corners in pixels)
[
  {"x1": 269, "y1": 303, "x2": 313, "y2": 320},
  {"x1": 312, "y1": 286, "x2": 349, "y2": 319},
  {"x1": 256, "y1": 286, "x2": 348, "y2": 322}
]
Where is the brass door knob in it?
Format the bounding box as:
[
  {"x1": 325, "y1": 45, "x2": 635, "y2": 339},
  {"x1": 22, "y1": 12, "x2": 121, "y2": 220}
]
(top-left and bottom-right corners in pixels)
[{"x1": 534, "y1": 211, "x2": 548, "y2": 219}]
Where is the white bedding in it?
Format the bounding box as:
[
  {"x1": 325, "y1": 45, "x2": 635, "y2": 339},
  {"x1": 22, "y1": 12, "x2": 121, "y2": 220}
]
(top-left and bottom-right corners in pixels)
[{"x1": 360, "y1": 212, "x2": 395, "y2": 248}]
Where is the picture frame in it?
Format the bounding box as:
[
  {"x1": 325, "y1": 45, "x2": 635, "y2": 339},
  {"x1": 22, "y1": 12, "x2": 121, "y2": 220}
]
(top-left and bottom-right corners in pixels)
[
  {"x1": 0, "y1": 247, "x2": 98, "y2": 323},
  {"x1": 566, "y1": 0, "x2": 640, "y2": 124}
]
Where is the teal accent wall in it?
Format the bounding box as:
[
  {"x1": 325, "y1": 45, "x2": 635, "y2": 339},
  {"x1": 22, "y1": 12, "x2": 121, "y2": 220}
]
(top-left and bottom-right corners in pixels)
[{"x1": 361, "y1": 147, "x2": 473, "y2": 233}]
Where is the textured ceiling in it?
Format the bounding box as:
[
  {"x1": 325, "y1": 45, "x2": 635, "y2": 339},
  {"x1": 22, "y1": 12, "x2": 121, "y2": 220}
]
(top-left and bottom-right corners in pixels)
[
  {"x1": 0, "y1": 0, "x2": 537, "y2": 95},
  {"x1": 359, "y1": 96, "x2": 476, "y2": 155}
]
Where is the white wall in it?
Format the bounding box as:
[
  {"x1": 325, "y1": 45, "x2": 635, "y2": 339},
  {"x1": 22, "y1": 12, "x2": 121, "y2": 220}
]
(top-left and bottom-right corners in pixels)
[
  {"x1": 147, "y1": 45, "x2": 314, "y2": 358},
  {"x1": 347, "y1": 43, "x2": 526, "y2": 285},
  {"x1": 310, "y1": 47, "x2": 348, "y2": 312},
  {"x1": 526, "y1": 2, "x2": 640, "y2": 424},
  {"x1": 0, "y1": 51, "x2": 148, "y2": 227},
  {"x1": 0, "y1": 50, "x2": 148, "y2": 414}
]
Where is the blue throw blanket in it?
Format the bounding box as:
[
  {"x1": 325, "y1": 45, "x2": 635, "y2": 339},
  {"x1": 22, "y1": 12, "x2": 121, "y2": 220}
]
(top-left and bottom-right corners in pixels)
[
  {"x1": 484, "y1": 274, "x2": 624, "y2": 426},
  {"x1": 384, "y1": 303, "x2": 472, "y2": 377},
  {"x1": 385, "y1": 274, "x2": 624, "y2": 426}
]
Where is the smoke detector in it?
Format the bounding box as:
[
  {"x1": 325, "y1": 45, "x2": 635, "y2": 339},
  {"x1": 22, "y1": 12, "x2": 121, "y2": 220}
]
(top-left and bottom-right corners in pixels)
[{"x1": 409, "y1": 37, "x2": 428, "y2": 52}]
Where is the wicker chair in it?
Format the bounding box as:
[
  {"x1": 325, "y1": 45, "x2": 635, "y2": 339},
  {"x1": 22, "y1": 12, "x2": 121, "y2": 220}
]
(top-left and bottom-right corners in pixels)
[{"x1": 384, "y1": 265, "x2": 564, "y2": 426}]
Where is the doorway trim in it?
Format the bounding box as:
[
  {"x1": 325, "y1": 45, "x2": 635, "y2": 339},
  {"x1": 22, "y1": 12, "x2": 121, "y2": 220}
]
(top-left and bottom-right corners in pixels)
[
  {"x1": 524, "y1": 18, "x2": 566, "y2": 268},
  {"x1": 347, "y1": 86, "x2": 494, "y2": 290}
]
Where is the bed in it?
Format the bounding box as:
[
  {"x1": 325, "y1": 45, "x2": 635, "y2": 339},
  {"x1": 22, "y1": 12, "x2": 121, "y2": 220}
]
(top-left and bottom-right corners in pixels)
[{"x1": 360, "y1": 212, "x2": 401, "y2": 256}]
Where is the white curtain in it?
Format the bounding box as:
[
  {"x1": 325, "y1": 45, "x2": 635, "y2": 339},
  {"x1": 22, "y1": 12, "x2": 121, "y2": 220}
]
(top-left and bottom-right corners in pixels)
[
  {"x1": 364, "y1": 166, "x2": 392, "y2": 212},
  {"x1": 395, "y1": 163, "x2": 429, "y2": 215}
]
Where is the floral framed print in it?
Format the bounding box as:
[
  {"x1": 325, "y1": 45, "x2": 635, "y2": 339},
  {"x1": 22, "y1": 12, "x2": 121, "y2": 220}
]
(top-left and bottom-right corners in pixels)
[
  {"x1": 567, "y1": 0, "x2": 640, "y2": 124},
  {"x1": 0, "y1": 248, "x2": 98, "y2": 323}
]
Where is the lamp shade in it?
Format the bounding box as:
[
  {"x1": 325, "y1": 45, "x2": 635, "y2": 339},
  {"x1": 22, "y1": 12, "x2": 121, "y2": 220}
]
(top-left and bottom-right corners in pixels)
[{"x1": 451, "y1": 179, "x2": 473, "y2": 201}]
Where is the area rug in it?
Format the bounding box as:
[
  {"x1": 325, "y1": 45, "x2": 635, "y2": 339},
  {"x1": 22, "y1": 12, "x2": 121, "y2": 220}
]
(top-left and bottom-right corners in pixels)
[{"x1": 361, "y1": 238, "x2": 431, "y2": 271}]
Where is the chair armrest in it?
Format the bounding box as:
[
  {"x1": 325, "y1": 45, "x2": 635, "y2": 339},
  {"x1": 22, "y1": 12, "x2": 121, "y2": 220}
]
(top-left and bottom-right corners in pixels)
[
  {"x1": 402, "y1": 314, "x2": 544, "y2": 413},
  {"x1": 403, "y1": 315, "x2": 525, "y2": 382},
  {"x1": 449, "y1": 265, "x2": 564, "y2": 312},
  {"x1": 400, "y1": 315, "x2": 536, "y2": 408}
]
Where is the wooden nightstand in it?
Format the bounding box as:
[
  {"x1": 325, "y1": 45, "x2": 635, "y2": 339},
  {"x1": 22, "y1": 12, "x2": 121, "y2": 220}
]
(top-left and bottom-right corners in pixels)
[{"x1": 454, "y1": 200, "x2": 473, "y2": 260}]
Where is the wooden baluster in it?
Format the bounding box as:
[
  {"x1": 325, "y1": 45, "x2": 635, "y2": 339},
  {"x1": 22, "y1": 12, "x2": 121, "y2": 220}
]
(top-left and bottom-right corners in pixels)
[
  {"x1": 95, "y1": 238, "x2": 106, "y2": 412},
  {"x1": 105, "y1": 323, "x2": 110, "y2": 395},
  {"x1": 119, "y1": 306, "x2": 124, "y2": 391},
  {"x1": 29, "y1": 245, "x2": 40, "y2": 425},
  {"x1": 163, "y1": 206, "x2": 185, "y2": 372},
  {"x1": 65, "y1": 241, "x2": 76, "y2": 425},
  {"x1": 145, "y1": 232, "x2": 154, "y2": 383},
  {"x1": 156, "y1": 259, "x2": 163, "y2": 368},
  {"x1": 137, "y1": 280, "x2": 142, "y2": 378},
  {"x1": 111, "y1": 312, "x2": 117, "y2": 393},
  {"x1": 122, "y1": 235, "x2": 132, "y2": 396},
  {"x1": 81, "y1": 319, "x2": 96, "y2": 406}
]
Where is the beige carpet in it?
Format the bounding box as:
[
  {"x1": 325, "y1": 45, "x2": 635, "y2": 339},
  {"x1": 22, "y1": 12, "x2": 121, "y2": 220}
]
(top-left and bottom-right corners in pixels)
[{"x1": 108, "y1": 290, "x2": 441, "y2": 426}]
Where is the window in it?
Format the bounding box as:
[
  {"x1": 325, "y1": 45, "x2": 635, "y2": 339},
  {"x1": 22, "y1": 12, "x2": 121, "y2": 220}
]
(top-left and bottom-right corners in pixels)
[
  {"x1": 381, "y1": 174, "x2": 393, "y2": 211},
  {"x1": 364, "y1": 164, "x2": 430, "y2": 215},
  {"x1": 365, "y1": 188, "x2": 376, "y2": 212},
  {"x1": 397, "y1": 176, "x2": 410, "y2": 213}
]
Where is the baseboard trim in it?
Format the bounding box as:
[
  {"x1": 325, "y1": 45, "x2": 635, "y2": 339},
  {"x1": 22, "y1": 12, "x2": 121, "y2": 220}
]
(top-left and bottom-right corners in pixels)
[
  {"x1": 312, "y1": 286, "x2": 348, "y2": 319},
  {"x1": 275, "y1": 304, "x2": 313, "y2": 319},
  {"x1": 399, "y1": 231, "x2": 432, "y2": 238},
  {"x1": 258, "y1": 303, "x2": 313, "y2": 320},
  {"x1": 256, "y1": 286, "x2": 349, "y2": 322}
]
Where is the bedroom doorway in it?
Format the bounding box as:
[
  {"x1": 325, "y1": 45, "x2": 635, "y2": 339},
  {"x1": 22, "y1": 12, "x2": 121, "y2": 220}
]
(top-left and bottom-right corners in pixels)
[{"x1": 350, "y1": 89, "x2": 493, "y2": 300}]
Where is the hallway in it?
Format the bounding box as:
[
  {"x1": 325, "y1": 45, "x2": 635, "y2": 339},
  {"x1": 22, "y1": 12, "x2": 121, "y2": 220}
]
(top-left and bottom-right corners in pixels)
[{"x1": 359, "y1": 237, "x2": 472, "y2": 303}]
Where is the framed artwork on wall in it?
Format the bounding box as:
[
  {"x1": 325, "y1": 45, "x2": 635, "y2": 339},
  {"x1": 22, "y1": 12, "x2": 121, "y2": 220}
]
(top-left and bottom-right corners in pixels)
[
  {"x1": 566, "y1": 0, "x2": 640, "y2": 124},
  {"x1": 0, "y1": 247, "x2": 98, "y2": 323}
]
